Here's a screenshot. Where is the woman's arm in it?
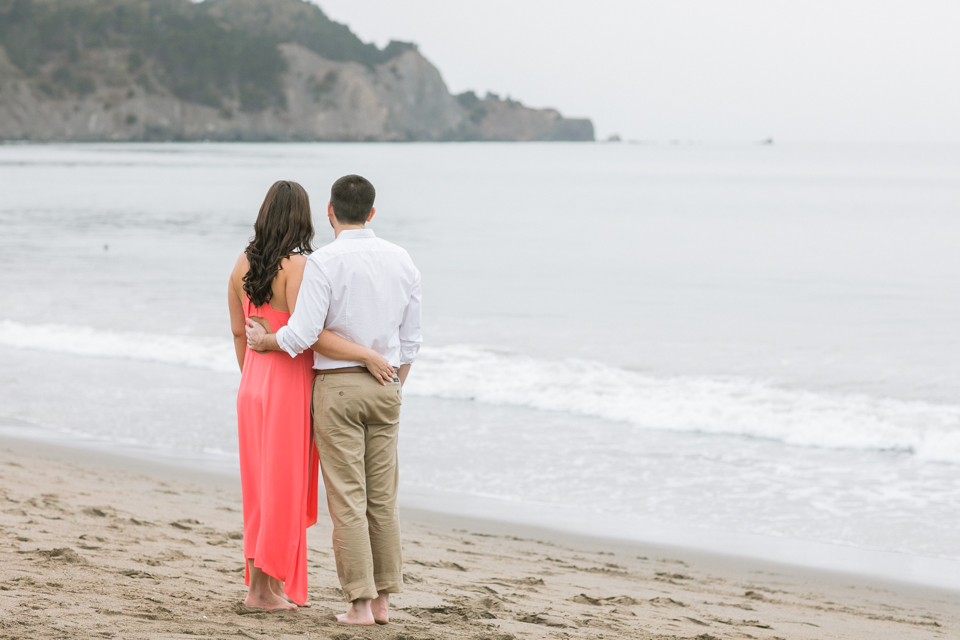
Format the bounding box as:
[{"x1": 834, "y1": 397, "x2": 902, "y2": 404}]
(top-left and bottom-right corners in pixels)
[
  {"x1": 311, "y1": 332, "x2": 396, "y2": 385},
  {"x1": 228, "y1": 255, "x2": 248, "y2": 371}
]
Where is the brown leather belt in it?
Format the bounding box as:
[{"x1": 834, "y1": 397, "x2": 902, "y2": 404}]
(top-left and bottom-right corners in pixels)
[{"x1": 314, "y1": 366, "x2": 368, "y2": 375}]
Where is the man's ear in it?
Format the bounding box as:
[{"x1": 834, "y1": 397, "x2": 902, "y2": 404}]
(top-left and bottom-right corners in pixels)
[
  {"x1": 327, "y1": 201, "x2": 336, "y2": 221},
  {"x1": 366, "y1": 207, "x2": 376, "y2": 223}
]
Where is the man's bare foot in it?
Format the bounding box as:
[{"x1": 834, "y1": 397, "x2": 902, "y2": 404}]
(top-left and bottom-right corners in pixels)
[
  {"x1": 336, "y1": 599, "x2": 375, "y2": 625},
  {"x1": 371, "y1": 591, "x2": 390, "y2": 624}
]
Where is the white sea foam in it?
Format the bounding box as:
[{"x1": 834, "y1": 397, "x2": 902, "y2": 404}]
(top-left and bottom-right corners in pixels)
[
  {"x1": 0, "y1": 320, "x2": 237, "y2": 373},
  {"x1": 3, "y1": 321, "x2": 959, "y2": 462},
  {"x1": 406, "y1": 346, "x2": 960, "y2": 463}
]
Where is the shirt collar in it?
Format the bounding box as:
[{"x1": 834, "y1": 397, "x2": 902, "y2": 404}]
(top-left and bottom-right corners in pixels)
[{"x1": 336, "y1": 228, "x2": 376, "y2": 240}]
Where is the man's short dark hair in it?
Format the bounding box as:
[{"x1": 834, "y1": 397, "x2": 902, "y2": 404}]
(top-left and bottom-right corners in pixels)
[{"x1": 331, "y1": 175, "x2": 376, "y2": 224}]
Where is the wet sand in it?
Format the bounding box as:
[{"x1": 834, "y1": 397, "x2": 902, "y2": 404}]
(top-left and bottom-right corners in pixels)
[{"x1": 0, "y1": 435, "x2": 956, "y2": 640}]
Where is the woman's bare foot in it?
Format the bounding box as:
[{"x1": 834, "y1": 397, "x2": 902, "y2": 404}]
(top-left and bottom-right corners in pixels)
[
  {"x1": 336, "y1": 599, "x2": 375, "y2": 625},
  {"x1": 244, "y1": 590, "x2": 298, "y2": 611},
  {"x1": 281, "y1": 594, "x2": 311, "y2": 608},
  {"x1": 268, "y1": 577, "x2": 311, "y2": 607},
  {"x1": 245, "y1": 560, "x2": 297, "y2": 611},
  {"x1": 371, "y1": 591, "x2": 390, "y2": 624}
]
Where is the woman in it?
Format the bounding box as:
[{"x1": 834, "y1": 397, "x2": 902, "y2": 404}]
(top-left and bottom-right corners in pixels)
[{"x1": 228, "y1": 180, "x2": 392, "y2": 610}]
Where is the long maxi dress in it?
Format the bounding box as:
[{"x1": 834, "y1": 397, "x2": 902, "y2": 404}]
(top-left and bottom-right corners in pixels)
[{"x1": 236, "y1": 297, "x2": 319, "y2": 605}]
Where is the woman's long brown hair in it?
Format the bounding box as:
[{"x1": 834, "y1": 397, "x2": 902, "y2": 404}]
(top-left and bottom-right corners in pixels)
[{"x1": 243, "y1": 180, "x2": 314, "y2": 307}]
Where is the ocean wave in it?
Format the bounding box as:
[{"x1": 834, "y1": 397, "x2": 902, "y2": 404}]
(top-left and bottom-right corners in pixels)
[
  {"x1": 2, "y1": 321, "x2": 959, "y2": 462},
  {"x1": 0, "y1": 320, "x2": 238, "y2": 373},
  {"x1": 406, "y1": 346, "x2": 960, "y2": 463}
]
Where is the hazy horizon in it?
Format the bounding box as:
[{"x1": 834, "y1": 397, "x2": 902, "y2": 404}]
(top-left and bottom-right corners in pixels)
[{"x1": 316, "y1": 0, "x2": 960, "y2": 144}]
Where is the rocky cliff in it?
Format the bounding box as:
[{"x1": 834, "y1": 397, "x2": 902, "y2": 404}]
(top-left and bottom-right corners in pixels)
[{"x1": 0, "y1": 0, "x2": 593, "y2": 142}]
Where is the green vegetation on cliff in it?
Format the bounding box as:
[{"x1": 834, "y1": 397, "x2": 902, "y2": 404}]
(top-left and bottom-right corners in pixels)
[
  {"x1": 0, "y1": 0, "x2": 594, "y2": 142},
  {"x1": 0, "y1": 0, "x2": 412, "y2": 112},
  {"x1": 203, "y1": 0, "x2": 415, "y2": 67}
]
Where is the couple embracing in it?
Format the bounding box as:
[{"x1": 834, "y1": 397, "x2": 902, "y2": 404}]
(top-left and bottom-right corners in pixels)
[{"x1": 227, "y1": 175, "x2": 421, "y2": 625}]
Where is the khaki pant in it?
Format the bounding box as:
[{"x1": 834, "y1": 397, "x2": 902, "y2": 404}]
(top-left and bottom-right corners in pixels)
[{"x1": 312, "y1": 373, "x2": 403, "y2": 602}]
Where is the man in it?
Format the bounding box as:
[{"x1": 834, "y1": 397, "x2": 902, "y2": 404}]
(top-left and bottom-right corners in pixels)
[{"x1": 245, "y1": 174, "x2": 422, "y2": 625}]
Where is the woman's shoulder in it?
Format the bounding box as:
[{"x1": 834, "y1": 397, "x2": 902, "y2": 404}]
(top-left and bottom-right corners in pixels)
[
  {"x1": 282, "y1": 253, "x2": 308, "y2": 266},
  {"x1": 231, "y1": 252, "x2": 250, "y2": 279},
  {"x1": 280, "y1": 253, "x2": 308, "y2": 274}
]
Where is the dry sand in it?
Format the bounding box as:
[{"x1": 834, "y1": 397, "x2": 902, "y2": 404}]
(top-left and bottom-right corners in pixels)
[{"x1": 0, "y1": 436, "x2": 956, "y2": 640}]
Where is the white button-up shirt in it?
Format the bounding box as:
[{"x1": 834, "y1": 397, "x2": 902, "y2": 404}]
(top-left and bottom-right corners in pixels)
[{"x1": 276, "y1": 229, "x2": 422, "y2": 369}]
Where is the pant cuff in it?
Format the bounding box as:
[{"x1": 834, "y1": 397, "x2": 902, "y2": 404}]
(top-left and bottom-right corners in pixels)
[
  {"x1": 341, "y1": 578, "x2": 378, "y2": 603},
  {"x1": 374, "y1": 572, "x2": 404, "y2": 594}
]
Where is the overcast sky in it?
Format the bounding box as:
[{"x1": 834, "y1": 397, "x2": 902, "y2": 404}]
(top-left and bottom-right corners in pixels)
[{"x1": 316, "y1": 0, "x2": 960, "y2": 142}]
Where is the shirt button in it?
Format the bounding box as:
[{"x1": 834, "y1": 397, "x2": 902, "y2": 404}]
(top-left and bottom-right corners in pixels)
[{"x1": 339, "y1": 391, "x2": 344, "y2": 396}]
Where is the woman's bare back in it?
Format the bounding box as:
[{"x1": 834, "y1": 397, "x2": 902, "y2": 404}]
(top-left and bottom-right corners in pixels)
[
  {"x1": 230, "y1": 253, "x2": 308, "y2": 313},
  {"x1": 228, "y1": 253, "x2": 308, "y2": 369}
]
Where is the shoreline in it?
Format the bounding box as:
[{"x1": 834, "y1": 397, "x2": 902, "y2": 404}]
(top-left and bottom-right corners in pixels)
[
  {"x1": 401, "y1": 487, "x2": 960, "y2": 594},
  {"x1": 1, "y1": 432, "x2": 957, "y2": 638},
  {"x1": 1, "y1": 427, "x2": 958, "y2": 598}
]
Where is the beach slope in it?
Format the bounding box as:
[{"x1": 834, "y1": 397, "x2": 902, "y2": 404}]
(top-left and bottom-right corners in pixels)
[{"x1": 0, "y1": 439, "x2": 955, "y2": 639}]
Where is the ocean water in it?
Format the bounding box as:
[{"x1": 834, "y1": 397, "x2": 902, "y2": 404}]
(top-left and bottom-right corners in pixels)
[{"x1": 1, "y1": 142, "x2": 959, "y2": 583}]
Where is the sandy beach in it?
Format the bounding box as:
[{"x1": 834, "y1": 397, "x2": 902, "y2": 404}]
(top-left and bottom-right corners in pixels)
[{"x1": 0, "y1": 435, "x2": 955, "y2": 640}]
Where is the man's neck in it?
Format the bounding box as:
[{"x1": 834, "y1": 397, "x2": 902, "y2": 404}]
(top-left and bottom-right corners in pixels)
[{"x1": 333, "y1": 223, "x2": 365, "y2": 239}]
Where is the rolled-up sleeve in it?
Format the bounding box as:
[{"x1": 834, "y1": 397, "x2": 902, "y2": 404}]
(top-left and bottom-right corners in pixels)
[
  {"x1": 398, "y1": 268, "x2": 422, "y2": 365},
  {"x1": 276, "y1": 259, "x2": 330, "y2": 358}
]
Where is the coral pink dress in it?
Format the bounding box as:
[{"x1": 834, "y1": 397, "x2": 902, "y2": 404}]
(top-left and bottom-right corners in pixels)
[{"x1": 237, "y1": 297, "x2": 319, "y2": 605}]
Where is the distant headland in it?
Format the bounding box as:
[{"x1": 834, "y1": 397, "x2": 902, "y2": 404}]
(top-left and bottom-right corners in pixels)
[{"x1": 0, "y1": 0, "x2": 594, "y2": 142}]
